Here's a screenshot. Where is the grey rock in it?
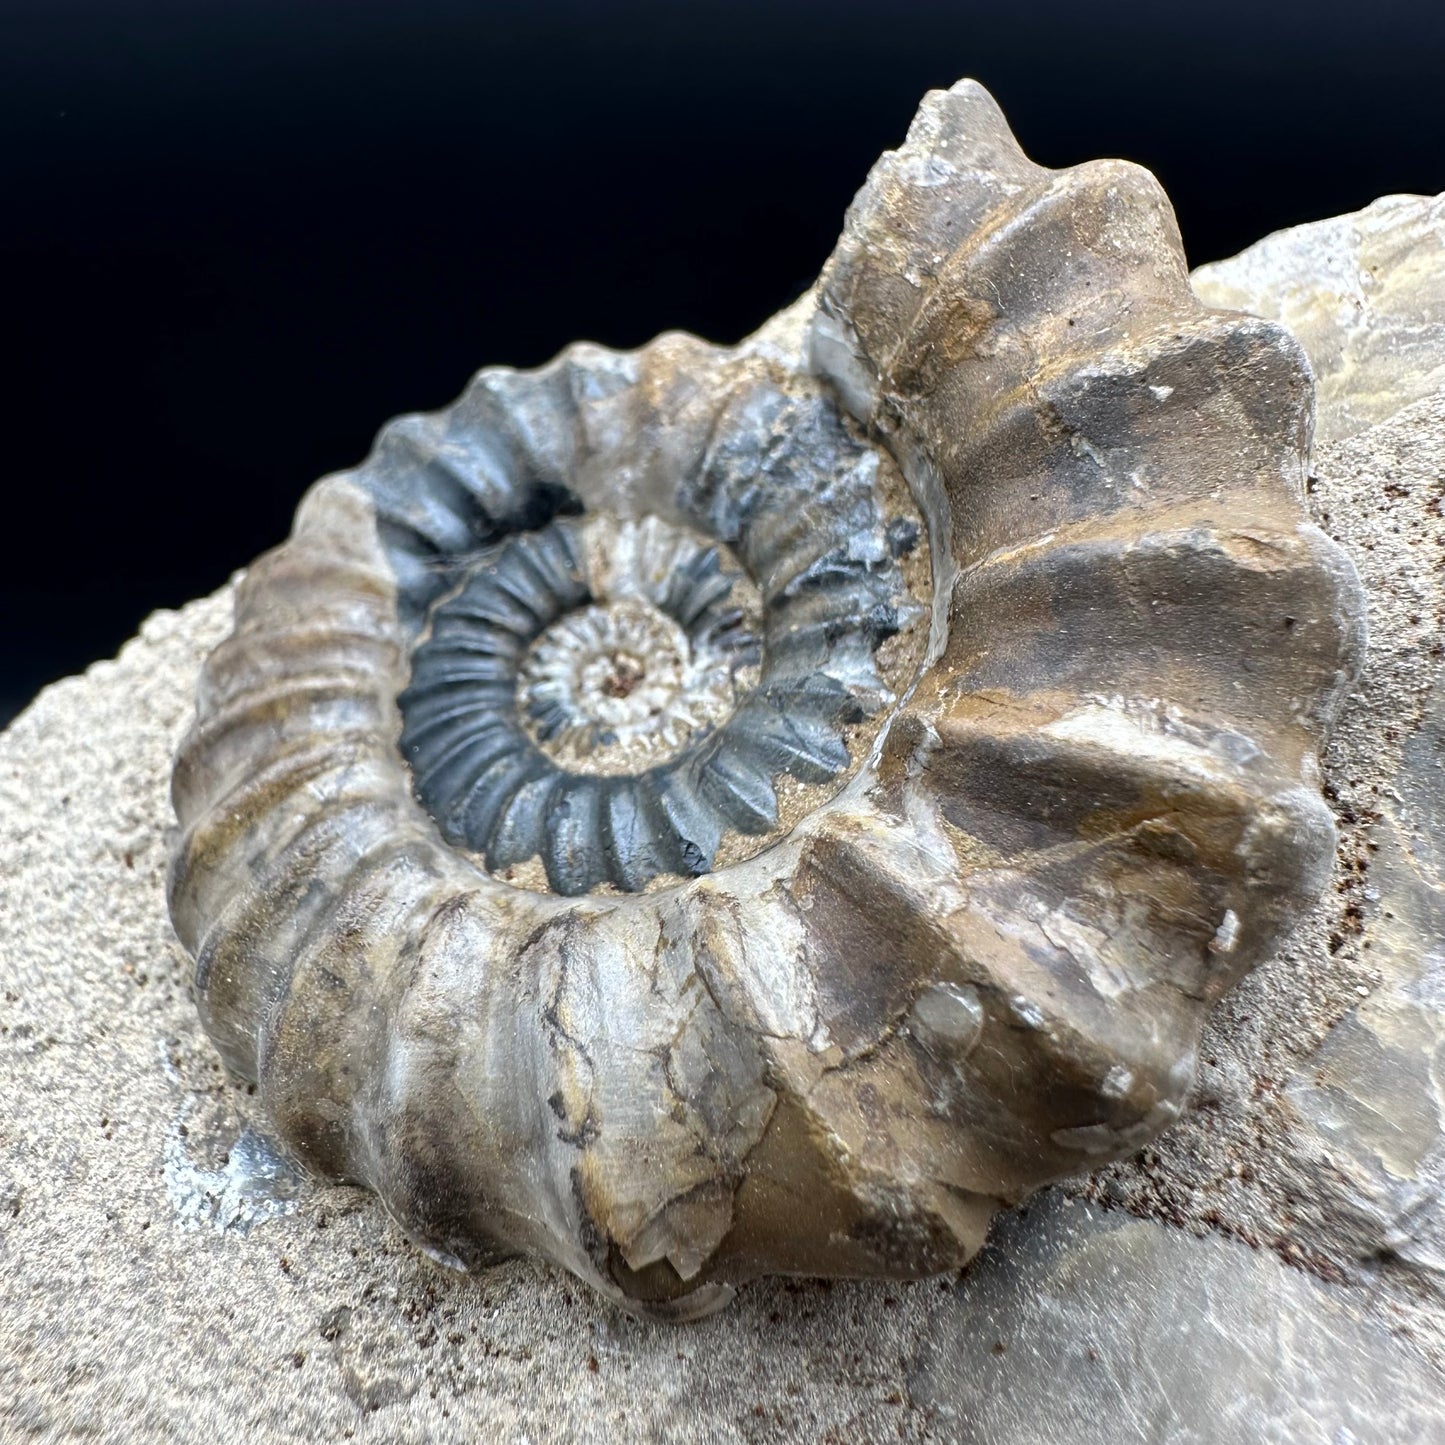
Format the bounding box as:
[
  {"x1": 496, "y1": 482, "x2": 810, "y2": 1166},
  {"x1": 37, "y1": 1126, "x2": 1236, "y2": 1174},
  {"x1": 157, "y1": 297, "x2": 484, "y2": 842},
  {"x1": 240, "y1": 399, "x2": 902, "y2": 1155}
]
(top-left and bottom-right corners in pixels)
[
  {"x1": 1288, "y1": 782, "x2": 1445, "y2": 1280},
  {"x1": 911, "y1": 1193, "x2": 1445, "y2": 1445},
  {"x1": 1279, "y1": 617, "x2": 1445, "y2": 1283}
]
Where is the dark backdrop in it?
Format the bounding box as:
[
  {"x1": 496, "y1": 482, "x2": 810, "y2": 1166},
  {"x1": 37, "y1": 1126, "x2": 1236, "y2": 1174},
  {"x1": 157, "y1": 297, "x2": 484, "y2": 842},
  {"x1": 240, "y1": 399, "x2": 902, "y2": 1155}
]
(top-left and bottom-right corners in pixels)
[{"x1": 5, "y1": 0, "x2": 1444, "y2": 724}]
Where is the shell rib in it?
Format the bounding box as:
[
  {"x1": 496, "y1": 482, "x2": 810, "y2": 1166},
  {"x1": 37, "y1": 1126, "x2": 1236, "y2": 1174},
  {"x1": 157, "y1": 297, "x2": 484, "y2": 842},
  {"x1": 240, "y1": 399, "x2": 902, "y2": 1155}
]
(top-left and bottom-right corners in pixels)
[{"x1": 169, "y1": 80, "x2": 1365, "y2": 1319}]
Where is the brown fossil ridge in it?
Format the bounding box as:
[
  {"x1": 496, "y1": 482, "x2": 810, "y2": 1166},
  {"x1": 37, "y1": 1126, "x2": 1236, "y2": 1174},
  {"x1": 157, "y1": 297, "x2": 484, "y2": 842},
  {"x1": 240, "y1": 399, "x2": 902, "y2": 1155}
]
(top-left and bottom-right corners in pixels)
[{"x1": 168, "y1": 80, "x2": 1365, "y2": 1318}]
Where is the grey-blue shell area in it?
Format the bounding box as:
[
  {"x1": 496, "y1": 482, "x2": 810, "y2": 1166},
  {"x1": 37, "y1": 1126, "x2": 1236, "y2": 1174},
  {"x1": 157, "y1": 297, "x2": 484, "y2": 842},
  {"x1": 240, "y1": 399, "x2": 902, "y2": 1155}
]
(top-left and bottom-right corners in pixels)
[{"x1": 343, "y1": 343, "x2": 922, "y2": 896}]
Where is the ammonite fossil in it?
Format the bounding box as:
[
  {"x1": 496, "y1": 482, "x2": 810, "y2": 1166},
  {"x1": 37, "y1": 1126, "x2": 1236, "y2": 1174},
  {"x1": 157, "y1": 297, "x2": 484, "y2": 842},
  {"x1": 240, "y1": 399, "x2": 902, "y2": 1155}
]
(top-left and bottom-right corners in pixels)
[{"x1": 169, "y1": 80, "x2": 1365, "y2": 1319}]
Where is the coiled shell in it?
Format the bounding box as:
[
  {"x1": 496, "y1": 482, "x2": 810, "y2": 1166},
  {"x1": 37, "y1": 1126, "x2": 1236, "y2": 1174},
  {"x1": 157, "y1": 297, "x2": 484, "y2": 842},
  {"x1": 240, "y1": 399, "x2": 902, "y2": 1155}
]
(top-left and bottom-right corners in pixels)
[{"x1": 169, "y1": 81, "x2": 1365, "y2": 1318}]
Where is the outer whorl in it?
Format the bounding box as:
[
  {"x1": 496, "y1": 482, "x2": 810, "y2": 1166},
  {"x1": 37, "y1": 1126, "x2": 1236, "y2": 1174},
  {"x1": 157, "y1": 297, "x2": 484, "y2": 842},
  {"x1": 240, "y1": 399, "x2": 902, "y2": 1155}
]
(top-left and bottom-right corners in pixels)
[{"x1": 169, "y1": 80, "x2": 1365, "y2": 1319}]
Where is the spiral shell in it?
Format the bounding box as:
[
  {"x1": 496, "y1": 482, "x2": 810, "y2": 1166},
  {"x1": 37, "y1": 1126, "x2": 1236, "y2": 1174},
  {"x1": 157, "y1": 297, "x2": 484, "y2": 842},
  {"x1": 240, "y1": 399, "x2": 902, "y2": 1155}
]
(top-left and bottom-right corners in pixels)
[
  {"x1": 169, "y1": 80, "x2": 1365, "y2": 1318},
  {"x1": 385, "y1": 389, "x2": 924, "y2": 895}
]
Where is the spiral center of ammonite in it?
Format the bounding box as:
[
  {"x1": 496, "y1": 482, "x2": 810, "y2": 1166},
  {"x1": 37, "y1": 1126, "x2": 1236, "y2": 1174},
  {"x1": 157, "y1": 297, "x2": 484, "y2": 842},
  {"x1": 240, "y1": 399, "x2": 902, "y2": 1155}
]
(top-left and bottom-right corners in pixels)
[
  {"x1": 395, "y1": 446, "x2": 929, "y2": 896},
  {"x1": 597, "y1": 653, "x2": 646, "y2": 700},
  {"x1": 519, "y1": 595, "x2": 744, "y2": 774}
]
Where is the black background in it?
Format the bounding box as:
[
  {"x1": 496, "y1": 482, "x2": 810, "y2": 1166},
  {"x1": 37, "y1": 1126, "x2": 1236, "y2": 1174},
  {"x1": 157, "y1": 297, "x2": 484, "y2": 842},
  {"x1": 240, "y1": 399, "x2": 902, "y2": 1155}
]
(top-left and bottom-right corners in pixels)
[{"x1": 4, "y1": 0, "x2": 1444, "y2": 724}]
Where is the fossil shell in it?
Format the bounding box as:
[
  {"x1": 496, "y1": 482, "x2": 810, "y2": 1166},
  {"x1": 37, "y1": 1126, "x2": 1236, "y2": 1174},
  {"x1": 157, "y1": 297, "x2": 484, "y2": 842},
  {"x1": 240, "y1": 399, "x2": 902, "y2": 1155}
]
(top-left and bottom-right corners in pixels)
[{"x1": 168, "y1": 80, "x2": 1366, "y2": 1319}]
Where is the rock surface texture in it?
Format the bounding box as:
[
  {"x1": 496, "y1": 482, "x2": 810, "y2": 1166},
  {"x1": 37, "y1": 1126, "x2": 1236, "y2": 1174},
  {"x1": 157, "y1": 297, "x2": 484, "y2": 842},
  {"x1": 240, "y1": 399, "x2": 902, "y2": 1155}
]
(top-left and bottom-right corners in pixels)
[{"x1": 2, "y1": 140, "x2": 1444, "y2": 1445}]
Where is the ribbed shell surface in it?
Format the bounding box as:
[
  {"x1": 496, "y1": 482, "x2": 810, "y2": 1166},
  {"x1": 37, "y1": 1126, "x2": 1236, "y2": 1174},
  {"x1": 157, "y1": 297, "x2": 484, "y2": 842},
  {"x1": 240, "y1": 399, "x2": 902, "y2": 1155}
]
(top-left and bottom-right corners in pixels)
[{"x1": 169, "y1": 81, "x2": 1365, "y2": 1318}]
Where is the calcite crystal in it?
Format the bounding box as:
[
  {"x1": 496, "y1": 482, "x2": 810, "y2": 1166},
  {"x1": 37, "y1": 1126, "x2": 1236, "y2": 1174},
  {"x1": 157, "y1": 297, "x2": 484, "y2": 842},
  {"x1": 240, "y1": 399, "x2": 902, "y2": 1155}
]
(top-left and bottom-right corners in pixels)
[{"x1": 166, "y1": 80, "x2": 1364, "y2": 1317}]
